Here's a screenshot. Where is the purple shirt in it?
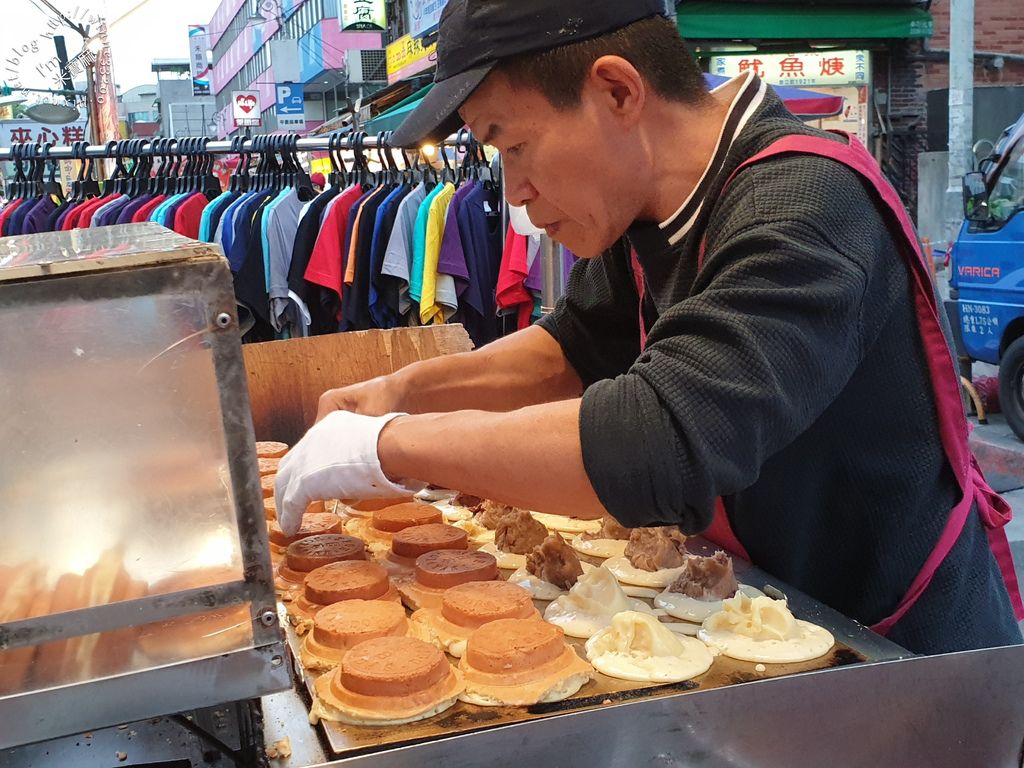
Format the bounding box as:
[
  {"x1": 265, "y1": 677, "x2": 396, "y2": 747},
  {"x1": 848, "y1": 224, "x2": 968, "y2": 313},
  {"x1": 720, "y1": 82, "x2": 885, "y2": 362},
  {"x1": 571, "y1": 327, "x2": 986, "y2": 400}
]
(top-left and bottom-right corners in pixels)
[
  {"x1": 436, "y1": 182, "x2": 476, "y2": 294},
  {"x1": 20, "y1": 195, "x2": 57, "y2": 235},
  {"x1": 115, "y1": 194, "x2": 154, "y2": 225}
]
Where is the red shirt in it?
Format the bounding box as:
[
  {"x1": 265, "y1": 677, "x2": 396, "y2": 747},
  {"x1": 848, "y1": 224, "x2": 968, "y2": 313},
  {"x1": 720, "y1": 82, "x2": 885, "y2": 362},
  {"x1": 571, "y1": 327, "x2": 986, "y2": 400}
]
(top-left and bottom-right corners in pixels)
[
  {"x1": 73, "y1": 195, "x2": 116, "y2": 229},
  {"x1": 304, "y1": 186, "x2": 363, "y2": 304},
  {"x1": 130, "y1": 194, "x2": 167, "y2": 223},
  {"x1": 0, "y1": 199, "x2": 24, "y2": 234},
  {"x1": 496, "y1": 224, "x2": 533, "y2": 329},
  {"x1": 172, "y1": 192, "x2": 208, "y2": 239}
]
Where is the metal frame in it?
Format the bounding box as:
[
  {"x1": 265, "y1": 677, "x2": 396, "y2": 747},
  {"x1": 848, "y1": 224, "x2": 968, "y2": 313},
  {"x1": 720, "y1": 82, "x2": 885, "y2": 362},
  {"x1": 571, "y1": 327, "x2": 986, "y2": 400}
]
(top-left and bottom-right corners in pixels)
[
  {"x1": 304, "y1": 644, "x2": 1024, "y2": 768},
  {"x1": 0, "y1": 133, "x2": 473, "y2": 160},
  {"x1": 0, "y1": 252, "x2": 288, "y2": 749}
]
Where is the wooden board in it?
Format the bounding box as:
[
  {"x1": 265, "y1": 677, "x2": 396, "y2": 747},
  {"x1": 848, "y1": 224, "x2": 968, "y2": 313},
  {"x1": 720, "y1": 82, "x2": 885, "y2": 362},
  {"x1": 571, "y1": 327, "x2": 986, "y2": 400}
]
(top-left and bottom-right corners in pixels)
[{"x1": 243, "y1": 326, "x2": 474, "y2": 444}]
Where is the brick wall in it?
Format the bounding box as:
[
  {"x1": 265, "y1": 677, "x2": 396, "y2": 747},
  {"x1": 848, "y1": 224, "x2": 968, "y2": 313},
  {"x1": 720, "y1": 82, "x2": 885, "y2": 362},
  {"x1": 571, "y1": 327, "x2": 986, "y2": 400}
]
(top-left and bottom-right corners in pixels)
[
  {"x1": 875, "y1": 42, "x2": 930, "y2": 214},
  {"x1": 924, "y1": 0, "x2": 1024, "y2": 90}
]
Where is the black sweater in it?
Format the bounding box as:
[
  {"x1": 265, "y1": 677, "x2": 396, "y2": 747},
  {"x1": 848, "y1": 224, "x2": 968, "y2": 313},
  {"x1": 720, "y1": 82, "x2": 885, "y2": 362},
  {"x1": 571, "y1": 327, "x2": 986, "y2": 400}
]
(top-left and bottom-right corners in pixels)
[{"x1": 538, "y1": 81, "x2": 1020, "y2": 654}]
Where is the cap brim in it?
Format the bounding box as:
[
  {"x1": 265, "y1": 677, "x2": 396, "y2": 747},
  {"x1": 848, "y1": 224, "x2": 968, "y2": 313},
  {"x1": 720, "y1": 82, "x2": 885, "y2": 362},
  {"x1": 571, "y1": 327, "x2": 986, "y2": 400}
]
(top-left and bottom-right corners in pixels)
[{"x1": 391, "y1": 62, "x2": 495, "y2": 148}]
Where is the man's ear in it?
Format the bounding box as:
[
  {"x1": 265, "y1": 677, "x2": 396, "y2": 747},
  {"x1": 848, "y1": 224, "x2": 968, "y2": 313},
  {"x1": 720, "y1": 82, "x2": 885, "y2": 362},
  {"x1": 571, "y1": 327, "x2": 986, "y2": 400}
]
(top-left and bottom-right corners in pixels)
[{"x1": 586, "y1": 55, "x2": 646, "y2": 126}]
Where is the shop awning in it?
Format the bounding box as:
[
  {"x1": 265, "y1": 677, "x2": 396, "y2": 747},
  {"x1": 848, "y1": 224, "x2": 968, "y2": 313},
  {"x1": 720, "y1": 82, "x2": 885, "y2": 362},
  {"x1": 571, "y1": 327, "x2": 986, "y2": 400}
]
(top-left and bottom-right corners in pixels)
[
  {"x1": 363, "y1": 84, "x2": 434, "y2": 134},
  {"x1": 703, "y1": 74, "x2": 843, "y2": 118},
  {"x1": 677, "y1": 2, "x2": 934, "y2": 41},
  {"x1": 370, "y1": 74, "x2": 843, "y2": 138}
]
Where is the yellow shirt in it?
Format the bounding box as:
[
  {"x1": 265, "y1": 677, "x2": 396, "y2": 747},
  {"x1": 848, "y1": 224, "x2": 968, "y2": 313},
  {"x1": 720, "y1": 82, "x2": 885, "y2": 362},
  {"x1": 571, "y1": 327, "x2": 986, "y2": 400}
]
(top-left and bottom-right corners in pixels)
[{"x1": 419, "y1": 182, "x2": 456, "y2": 325}]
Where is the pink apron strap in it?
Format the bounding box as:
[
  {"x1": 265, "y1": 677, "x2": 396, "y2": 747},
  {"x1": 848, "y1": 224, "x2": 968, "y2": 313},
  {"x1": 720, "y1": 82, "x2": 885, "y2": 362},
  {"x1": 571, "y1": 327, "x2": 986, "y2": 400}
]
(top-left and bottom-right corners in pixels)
[
  {"x1": 717, "y1": 132, "x2": 1023, "y2": 632},
  {"x1": 629, "y1": 247, "x2": 752, "y2": 561}
]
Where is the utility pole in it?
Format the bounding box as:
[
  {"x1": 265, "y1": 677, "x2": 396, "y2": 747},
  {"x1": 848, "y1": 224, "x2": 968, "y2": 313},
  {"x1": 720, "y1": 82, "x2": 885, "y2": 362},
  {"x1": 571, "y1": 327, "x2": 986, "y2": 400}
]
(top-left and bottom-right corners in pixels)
[{"x1": 945, "y1": 0, "x2": 975, "y2": 241}]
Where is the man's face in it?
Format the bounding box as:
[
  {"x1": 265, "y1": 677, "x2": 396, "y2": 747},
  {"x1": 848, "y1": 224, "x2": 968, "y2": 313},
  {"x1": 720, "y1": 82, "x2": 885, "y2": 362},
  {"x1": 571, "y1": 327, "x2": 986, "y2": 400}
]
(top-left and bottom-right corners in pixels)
[{"x1": 460, "y1": 70, "x2": 647, "y2": 257}]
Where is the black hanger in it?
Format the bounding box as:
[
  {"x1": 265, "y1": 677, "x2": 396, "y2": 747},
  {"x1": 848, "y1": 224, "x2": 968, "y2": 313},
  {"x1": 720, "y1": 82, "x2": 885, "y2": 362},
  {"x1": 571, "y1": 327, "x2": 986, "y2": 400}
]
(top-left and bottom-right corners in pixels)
[
  {"x1": 71, "y1": 140, "x2": 100, "y2": 200},
  {"x1": 326, "y1": 132, "x2": 346, "y2": 189},
  {"x1": 9, "y1": 142, "x2": 26, "y2": 199},
  {"x1": 284, "y1": 134, "x2": 315, "y2": 199},
  {"x1": 439, "y1": 137, "x2": 456, "y2": 185},
  {"x1": 349, "y1": 131, "x2": 373, "y2": 189},
  {"x1": 39, "y1": 143, "x2": 66, "y2": 202},
  {"x1": 148, "y1": 137, "x2": 167, "y2": 196}
]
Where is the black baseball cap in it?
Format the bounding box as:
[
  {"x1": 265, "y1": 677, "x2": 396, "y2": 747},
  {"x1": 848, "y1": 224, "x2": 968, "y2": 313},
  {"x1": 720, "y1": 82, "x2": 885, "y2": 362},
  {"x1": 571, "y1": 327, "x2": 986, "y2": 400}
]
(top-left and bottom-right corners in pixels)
[{"x1": 390, "y1": 0, "x2": 667, "y2": 148}]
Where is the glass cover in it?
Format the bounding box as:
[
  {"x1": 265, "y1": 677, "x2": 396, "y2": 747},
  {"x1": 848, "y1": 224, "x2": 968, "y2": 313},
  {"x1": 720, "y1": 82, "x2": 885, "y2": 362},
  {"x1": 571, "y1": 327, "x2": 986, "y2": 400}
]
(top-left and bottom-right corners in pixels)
[{"x1": 0, "y1": 231, "x2": 250, "y2": 695}]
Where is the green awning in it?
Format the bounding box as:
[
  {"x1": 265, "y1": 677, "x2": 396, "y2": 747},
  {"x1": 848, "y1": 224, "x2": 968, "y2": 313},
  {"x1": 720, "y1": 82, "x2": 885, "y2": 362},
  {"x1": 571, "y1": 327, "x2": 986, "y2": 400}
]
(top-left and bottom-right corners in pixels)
[
  {"x1": 677, "y1": 3, "x2": 934, "y2": 41},
  {"x1": 363, "y1": 84, "x2": 433, "y2": 134}
]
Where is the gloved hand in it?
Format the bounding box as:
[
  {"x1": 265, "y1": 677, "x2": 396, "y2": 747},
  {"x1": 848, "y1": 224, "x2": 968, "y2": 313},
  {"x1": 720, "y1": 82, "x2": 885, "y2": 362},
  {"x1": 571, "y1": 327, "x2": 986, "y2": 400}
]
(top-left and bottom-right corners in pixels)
[{"x1": 274, "y1": 411, "x2": 426, "y2": 535}]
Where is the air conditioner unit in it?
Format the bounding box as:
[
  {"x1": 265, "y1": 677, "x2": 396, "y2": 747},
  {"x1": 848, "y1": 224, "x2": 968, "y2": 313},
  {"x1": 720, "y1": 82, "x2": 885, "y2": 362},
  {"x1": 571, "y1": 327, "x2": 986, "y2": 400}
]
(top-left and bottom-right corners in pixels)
[{"x1": 345, "y1": 49, "x2": 387, "y2": 83}]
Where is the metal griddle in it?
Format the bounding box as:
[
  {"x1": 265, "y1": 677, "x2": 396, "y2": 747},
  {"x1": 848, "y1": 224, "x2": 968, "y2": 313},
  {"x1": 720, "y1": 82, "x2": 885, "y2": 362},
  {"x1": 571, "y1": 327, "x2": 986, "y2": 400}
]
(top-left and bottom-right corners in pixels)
[{"x1": 279, "y1": 536, "x2": 908, "y2": 760}]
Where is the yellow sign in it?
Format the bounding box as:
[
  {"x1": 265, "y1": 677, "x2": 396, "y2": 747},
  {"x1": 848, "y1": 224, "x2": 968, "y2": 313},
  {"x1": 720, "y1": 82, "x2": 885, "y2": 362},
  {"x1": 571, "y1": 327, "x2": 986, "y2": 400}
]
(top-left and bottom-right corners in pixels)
[{"x1": 386, "y1": 34, "x2": 437, "y2": 83}]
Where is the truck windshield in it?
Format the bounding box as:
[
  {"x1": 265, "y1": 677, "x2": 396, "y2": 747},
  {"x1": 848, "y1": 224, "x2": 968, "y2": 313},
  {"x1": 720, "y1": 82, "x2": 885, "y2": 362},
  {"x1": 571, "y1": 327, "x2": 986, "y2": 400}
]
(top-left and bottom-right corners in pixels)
[{"x1": 990, "y1": 139, "x2": 1024, "y2": 223}]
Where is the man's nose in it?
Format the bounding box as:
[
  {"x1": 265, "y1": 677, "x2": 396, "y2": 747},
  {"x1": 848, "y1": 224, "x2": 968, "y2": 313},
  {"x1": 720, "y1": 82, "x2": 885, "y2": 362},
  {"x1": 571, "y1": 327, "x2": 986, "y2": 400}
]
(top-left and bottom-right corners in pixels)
[{"x1": 504, "y1": 168, "x2": 539, "y2": 208}]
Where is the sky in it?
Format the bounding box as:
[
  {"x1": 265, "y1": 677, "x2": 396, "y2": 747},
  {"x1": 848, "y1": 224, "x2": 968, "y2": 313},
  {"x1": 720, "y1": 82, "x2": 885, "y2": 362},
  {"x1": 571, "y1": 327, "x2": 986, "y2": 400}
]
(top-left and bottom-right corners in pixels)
[{"x1": 1, "y1": 0, "x2": 222, "y2": 94}]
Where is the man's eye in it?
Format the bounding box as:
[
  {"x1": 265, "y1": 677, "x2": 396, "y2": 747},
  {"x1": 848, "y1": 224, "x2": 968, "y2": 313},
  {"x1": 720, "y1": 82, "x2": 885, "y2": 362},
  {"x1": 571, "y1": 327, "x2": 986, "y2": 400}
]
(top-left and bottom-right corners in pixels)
[{"x1": 505, "y1": 143, "x2": 525, "y2": 157}]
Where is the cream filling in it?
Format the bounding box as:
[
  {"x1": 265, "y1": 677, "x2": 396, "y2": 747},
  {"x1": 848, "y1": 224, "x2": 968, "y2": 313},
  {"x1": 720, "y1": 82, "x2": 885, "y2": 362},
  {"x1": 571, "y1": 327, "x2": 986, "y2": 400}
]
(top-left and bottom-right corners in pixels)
[
  {"x1": 603, "y1": 556, "x2": 687, "y2": 589},
  {"x1": 542, "y1": 567, "x2": 656, "y2": 639},
  {"x1": 529, "y1": 512, "x2": 602, "y2": 535},
  {"x1": 569, "y1": 535, "x2": 628, "y2": 560},
  {"x1": 698, "y1": 594, "x2": 835, "y2": 663},
  {"x1": 477, "y1": 542, "x2": 527, "y2": 571},
  {"x1": 507, "y1": 561, "x2": 596, "y2": 601},
  {"x1": 585, "y1": 611, "x2": 714, "y2": 682},
  {"x1": 451, "y1": 518, "x2": 496, "y2": 544},
  {"x1": 654, "y1": 584, "x2": 764, "y2": 623}
]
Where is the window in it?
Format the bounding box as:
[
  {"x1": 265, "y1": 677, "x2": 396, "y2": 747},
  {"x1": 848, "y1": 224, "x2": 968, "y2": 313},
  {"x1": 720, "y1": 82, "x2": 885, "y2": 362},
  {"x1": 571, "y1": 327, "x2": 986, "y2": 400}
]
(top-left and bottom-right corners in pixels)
[{"x1": 990, "y1": 141, "x2": 1024, "y2": 224}]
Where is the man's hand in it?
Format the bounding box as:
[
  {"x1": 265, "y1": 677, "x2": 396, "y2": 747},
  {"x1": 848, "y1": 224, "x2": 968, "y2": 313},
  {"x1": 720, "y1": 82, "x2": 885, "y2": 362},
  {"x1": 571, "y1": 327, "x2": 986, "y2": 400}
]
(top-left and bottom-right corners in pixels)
[
  {"x1": 274, "y1": 411, "x2": 426, "y2": 534},
  {"x1": 316, "y1": 376, "x2": 403, "y2": 423}
]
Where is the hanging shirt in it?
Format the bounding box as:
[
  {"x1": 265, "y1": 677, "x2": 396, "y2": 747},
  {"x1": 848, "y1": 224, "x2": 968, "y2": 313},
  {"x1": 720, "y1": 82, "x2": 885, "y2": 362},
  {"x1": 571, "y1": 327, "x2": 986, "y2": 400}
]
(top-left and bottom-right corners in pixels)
[
  {"x1": 226, "y1": 189, "x2": 274, "y2": 272},
  {"x1": 0, "y1": 199, "x2": 25, "y2": 235},
  {"x1": 172, "y1": 191, "x2": 209, "y2": 239},
  {"x1": 233, "y1": 194, "x2": 277, "y2": 342},
  {"x1": 94, "y1": 195, "x2": 133, "y2": 227},
  {"x1": 20, "y1": 195, "x2": 59, "y2": 235},
  {"x1": 419, "y1": 182, "x2": 457, "y2": 325},
  {"x1": 131, "y1": 194, "x2": 167, "y2": 224},
  {"x1": 264, "y1": 188, "x2": 304, "y2": 332},
  {"x1": 45, "y1": 199, "x2": 71, "y2": 232},
  {"x1": 7, "y1": 196, "x2": 42, "y2": 235},
  {"x1": 215, "y1": 191, "x2": 252, "y2": 253},
  {"x1": 54, "y1": 199, "x2": 81, "y2": 230},
  {"x1": 455, "y1": 183, "x2": 504, "y2": 347},
  {"x1": 344, "y1": 185, "x2": 392, "y2": 331},
  {"x1": 409, "y1": 183, "x2": 446, "y2": 306},
  {"x1": 302, "y1": 185, "x2": 363, "y2": 333},
  {"x1": 115, "y1": 194, "x2": 154, "y2": 225},
  {"x1": 199, "y1": 190, "x2": 238, "y2": 242},
  {"x1": 368, "y1": 184, "x2": 411, "y2": 329},
  {"x1": 380, "y1": 182, "x2": 427, "y2": 318},
  {"x1": 496, "y1": 225, "x2": 535, "y2": 330}
]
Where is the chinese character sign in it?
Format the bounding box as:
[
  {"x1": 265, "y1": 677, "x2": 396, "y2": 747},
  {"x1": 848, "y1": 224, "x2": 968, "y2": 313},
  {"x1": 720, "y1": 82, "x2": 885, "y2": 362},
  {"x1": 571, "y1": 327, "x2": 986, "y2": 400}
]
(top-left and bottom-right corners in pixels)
[
  {"x1": 189, "y1": 25, "x2": 211, "y2": 97},
  {"x1": 408, "y1": 0, "x2": 447, "y2": 38},
  {"x1": 385, "y1": 33, "x2": 437, "y2": 84},
  {"x1": 232, "y1": 90, "x2": 262, "y2": 128},
  {"x1": 340, "y1": 0, "x2": 386, "y2": 31},
  {"x1": 710, "y1": 50, "x2": 868, "y2": 88}
]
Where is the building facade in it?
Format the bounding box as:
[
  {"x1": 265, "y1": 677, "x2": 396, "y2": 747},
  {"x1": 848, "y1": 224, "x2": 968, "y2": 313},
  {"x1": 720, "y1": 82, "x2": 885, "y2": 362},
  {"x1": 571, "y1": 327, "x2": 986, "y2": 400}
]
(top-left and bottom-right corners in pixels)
[{"x1": 206, "y1": 0, "x2": 387, "y2": 138}]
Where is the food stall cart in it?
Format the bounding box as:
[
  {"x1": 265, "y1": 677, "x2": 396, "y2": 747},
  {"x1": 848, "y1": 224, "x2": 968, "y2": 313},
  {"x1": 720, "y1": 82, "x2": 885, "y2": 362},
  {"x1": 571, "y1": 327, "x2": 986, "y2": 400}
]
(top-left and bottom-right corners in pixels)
[{"x1": 1, "y1": 226, "x2": 1023, "y2": 768}]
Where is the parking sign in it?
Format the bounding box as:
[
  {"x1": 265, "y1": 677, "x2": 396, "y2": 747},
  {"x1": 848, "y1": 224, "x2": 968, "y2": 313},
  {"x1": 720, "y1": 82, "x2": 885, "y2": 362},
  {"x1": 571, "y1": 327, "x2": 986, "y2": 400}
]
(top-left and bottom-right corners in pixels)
[{"x1": 275, "y1": 84, "x2": 306, "y2": 129}]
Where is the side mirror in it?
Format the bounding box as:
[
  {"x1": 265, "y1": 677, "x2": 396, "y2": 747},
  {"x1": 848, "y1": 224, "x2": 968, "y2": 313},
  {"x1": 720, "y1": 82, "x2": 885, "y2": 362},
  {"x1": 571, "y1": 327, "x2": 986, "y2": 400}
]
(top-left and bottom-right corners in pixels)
[{"x1": 963, "y1": 171, "x2": 991, "y2": 222}]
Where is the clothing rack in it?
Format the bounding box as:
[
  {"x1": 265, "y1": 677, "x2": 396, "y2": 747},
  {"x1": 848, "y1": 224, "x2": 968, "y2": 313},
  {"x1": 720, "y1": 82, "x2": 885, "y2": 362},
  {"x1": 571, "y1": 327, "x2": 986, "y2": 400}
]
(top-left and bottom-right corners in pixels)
[{"x1": 0, "y1": 133, "x2": 475, "y2": 160}]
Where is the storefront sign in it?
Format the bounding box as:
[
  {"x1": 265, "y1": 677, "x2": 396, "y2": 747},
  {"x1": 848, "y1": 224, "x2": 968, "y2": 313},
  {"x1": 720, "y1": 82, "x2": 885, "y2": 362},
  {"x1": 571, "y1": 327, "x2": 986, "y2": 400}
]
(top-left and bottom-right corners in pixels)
[
  {"x1": 710, "y1": 50, "x2": 869, "y2": 88},
  {"x1": 340, "y1": 0, "x2": 386, "y2": 31},
  {"x1": 275, "y1": 83, "x2": 306, "y2": 129},
  {"x1": 408, "y1": 0, "x2": 447, "y2": 39},
  {"x1": 0, "y1": 120, "x2": 88, "y2": 147},
  {"x1": 232, "y1": 90, "x2": 262, "y2": 128},
  {"x1": 188, "y1": 25, "x2": 211, "y2": 96},
  {"x1": 386, "y1": 33, "x2": 437, "y2": 84}
]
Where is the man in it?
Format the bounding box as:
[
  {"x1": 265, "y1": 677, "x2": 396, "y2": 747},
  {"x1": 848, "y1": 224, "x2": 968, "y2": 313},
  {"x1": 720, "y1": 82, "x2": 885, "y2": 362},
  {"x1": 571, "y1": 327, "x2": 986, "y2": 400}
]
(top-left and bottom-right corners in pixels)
[{"x1": 276, "y1": 0, "x2": 1023, "y2": 654}]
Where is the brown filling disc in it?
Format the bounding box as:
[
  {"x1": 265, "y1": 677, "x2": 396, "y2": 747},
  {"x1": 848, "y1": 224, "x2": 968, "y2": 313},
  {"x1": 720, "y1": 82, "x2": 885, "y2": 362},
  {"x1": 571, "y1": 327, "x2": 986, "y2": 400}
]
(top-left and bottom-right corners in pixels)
[
  {"x1": 255, "y1": 441, "x2": 289, "y2": 459},
  {"x1": 348, "y1": 497, "x2": 414, "y2": 512},
  {"x1": 287, "y1": 534, "x2": 366, "y2": 572},
  {"x1": 391, "y1": 524, "x2": 468, "y2": 559},
  {"x1": 340, "y1": 636, "x2": 449, "y2": 697},
  {"x1": 313, "y1": 599, "x2": 406, "y2": 650},
  {"x1": 371, "y1": 503, "x2": 443, "y2": 533},
  {"x1": 414, "y1": 550, "x2": 498, "y2": 590},
  {"x1": 464, "y1": 618, "x2": 565, "y2": 674},
  {"x1": 304, "y1": 561, "x2": 390, "y2": 604},
  {"x1": 440, "y1": 581, "x2": 535, "y2": 629},
  {"x1": 268, "y1": 513, "x2": 343, "y2": 548}
]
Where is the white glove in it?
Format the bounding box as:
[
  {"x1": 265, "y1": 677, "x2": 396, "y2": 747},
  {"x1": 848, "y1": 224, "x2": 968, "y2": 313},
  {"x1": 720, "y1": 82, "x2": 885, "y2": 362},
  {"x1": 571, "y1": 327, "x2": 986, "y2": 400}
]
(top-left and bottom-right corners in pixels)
[{"x1": 274, "y1": 411, "x2": 426, "y2": 535}]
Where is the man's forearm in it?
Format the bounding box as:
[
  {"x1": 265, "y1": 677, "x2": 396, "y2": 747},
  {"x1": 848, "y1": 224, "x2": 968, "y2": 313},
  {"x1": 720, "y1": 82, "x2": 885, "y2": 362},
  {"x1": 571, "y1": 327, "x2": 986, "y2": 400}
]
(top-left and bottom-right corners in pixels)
[
  {"x1": 392, "y1": 326, "x2": 583, "y2": 414},
  {"x1": 377, "y1": 398, "x2": 607, "y2": 519}
]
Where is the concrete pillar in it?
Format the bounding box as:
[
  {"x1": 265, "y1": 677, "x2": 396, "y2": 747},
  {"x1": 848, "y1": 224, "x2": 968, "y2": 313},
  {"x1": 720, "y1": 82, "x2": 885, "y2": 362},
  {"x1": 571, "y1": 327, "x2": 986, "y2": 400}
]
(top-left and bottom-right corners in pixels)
[{"x1": 944, "y1": 0, "x2": 975, "y2": 241}]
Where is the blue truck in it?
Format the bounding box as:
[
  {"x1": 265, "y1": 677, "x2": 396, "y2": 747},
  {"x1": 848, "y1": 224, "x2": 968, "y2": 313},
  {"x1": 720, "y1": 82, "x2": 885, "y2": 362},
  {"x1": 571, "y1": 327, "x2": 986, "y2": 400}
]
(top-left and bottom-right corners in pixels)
[{"x1": 947, "y1": 113, "x2": 1024, "y2": 438}]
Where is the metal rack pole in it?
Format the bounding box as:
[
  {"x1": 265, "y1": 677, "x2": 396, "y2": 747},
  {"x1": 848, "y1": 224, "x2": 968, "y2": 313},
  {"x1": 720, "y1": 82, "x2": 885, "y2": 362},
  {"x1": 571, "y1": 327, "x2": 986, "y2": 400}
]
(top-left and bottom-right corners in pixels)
[{"x1": 0, "y1": 133, "x2": 473, "y2": 160}]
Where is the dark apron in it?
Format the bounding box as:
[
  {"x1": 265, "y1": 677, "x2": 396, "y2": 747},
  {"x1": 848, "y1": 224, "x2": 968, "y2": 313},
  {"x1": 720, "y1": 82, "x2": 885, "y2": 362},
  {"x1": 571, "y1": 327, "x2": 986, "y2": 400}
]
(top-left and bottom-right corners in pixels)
[{"x1": 629, "y1": 131, "x2": 1024, "y2": 635}]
